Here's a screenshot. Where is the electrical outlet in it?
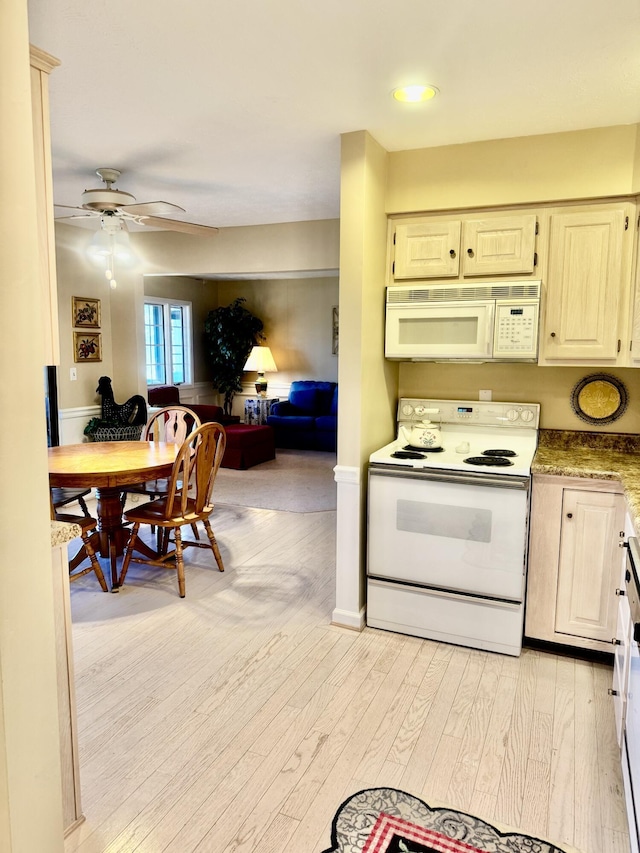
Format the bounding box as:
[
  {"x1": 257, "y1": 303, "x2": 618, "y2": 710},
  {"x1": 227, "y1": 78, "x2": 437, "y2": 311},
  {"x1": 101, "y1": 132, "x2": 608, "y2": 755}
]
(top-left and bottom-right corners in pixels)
[
  {"x1": 479, "y1": 389, "x2": 492, "y2": 401},
  {"x1": 70, "y1": 367, "x2": 77, "y2": 381}
]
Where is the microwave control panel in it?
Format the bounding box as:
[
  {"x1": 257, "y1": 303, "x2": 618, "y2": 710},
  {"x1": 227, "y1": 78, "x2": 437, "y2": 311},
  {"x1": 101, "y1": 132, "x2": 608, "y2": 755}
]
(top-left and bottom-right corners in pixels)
[{"x1": 493, "y1": 301, "x2": 539, "y2": 358}]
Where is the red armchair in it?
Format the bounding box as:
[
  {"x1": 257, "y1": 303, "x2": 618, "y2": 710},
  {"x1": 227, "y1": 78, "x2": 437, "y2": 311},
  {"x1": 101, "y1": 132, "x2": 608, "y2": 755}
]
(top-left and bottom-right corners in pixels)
[
  {"x1": 147, "y1": 386, "x2": 275, "y2": 470},
  {"x1": 147, "y1": 386, "x2": 240, "y2": 426}
]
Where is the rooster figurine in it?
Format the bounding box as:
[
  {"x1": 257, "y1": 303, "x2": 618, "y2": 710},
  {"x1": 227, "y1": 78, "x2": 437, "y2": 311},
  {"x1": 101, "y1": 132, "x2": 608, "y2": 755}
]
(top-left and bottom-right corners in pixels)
[{"x1": 96, "y1": 376, "x2": 147, "y2": 426}]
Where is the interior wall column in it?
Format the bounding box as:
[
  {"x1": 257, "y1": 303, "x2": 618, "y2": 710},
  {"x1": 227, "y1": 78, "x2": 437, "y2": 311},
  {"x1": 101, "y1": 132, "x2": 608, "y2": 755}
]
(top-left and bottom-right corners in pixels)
[
  {"x1": 333, "y1": 130, "x2": 397, "y2": 629},
  {"x1": 0, "y1": 1, "x2": 65, "y2": 849}
]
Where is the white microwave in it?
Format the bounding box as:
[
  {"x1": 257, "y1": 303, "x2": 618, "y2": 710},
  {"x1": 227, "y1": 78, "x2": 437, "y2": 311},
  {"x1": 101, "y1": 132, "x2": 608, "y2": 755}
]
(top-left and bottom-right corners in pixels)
[{"x1": 385, "y1": 280, "x2": 541, "y2": 362}]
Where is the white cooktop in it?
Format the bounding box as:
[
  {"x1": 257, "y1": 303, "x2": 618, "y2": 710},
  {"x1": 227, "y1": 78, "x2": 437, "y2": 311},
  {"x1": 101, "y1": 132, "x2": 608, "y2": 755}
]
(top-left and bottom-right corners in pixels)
[{"x1": 370, "y1": 398, "x2": 540, "y2": 478}]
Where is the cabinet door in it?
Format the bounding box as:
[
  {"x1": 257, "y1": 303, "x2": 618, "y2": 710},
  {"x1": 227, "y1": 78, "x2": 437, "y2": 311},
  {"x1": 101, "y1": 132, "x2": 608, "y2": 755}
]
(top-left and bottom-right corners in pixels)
[
  {"x1": 613, "y1": 595, "x2": 632, "y2": 746},
  {"x1": 543, "y1": 206, "x2": 628, "y2": 362},
  {"x1": 393, "y1": 221, "x2": 461, "y2": 279},
  {"x1": 555, "y1": 489, "x2": 625, "y2": 642},
  {"x1": 629, "y1": 234, "x2": 640, "y2": 365},
  {"x1": 462, "y1": 215, "x2": 536, "y2": 276}
]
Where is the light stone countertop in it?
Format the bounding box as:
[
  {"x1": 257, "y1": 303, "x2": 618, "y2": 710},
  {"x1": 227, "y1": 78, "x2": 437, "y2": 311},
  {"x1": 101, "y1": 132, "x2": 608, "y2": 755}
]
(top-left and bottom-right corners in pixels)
[
  {"x1": 532, "y1": 429, "x2": 640, "y2": 533},
  {"x1": 51, "y1": 520, "x2": 81, "y2": 548}
]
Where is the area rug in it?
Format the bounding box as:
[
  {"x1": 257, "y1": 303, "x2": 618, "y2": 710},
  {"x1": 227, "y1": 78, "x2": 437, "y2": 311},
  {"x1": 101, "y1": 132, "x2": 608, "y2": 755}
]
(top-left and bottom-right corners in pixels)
[
  {"x1": 322, "y1": 788, "x2": 573, "y2": 853},
  {"x1": 213, "y1": 447, "x2": 337, "y2": 512}
]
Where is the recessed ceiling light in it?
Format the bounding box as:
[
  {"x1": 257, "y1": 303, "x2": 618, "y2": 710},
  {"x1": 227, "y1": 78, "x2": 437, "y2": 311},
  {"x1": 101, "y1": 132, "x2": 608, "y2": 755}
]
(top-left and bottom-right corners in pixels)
[{"x1": 392, "y1": 85, "x2": 439, "y2": 103}]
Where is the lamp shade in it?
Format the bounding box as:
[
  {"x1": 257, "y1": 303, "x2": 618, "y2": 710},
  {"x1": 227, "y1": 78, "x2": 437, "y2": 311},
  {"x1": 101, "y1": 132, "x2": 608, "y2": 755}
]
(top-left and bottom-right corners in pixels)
[
  {"x1": 243, "y1": 346, "x2": 277, "y2": 373},
  {"x1": 88, "y1": 228, "x2": 112, "y2": 258}
]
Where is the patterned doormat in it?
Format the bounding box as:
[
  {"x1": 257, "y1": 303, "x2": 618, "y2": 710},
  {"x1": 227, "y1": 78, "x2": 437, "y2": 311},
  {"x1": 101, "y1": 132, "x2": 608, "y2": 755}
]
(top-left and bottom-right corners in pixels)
[{"x1": 321, "y1": 788, "x2": 573, "y2": 853}]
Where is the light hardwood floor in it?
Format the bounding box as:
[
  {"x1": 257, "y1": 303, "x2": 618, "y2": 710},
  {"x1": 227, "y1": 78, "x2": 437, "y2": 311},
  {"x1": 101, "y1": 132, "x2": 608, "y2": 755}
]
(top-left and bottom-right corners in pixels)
[{"x1": 64, "y1": 503, "x2": 630, "y2": 853}]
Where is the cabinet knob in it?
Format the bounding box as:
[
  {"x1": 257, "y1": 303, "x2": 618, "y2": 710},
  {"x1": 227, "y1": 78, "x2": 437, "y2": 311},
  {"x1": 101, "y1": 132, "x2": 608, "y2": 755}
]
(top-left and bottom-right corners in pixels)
[
  {"x1": 616, "y1": 588, "x2": 626, "y2": 596},
  {"x1": 467, "y1": 248, "x2": 474, "y2": 257},
  {"x1": 608, "y1": 688, "x2": 619, "y2": 696},
  {"x1": 612, "y1": 638, "x2": 622, "y2": 646},
  {"x1": 449, "y1": 249, "x2": 456, "y2": 258},
  {"x1": 550, "y1": 332, "x2": 556, "y2": 338},
  {"x1": 566, "y1": 513, "x2": 573, "y2": 519}
]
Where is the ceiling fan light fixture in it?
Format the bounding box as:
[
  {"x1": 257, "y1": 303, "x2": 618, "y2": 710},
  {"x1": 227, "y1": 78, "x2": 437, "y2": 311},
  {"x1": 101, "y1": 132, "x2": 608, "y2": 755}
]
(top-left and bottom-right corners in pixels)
[
  {"x1": 392, "y1": 84, "x2": 439, "y2": 103},
  {"x1": 113, "y1": 229, "x2": 133, "y2": 263},
  {"x1": 87, "y1": 228, "x2": 112, "y2": 258},
  {"x1": 81, "y1": 187, "x2": 136, "y2": 211}
]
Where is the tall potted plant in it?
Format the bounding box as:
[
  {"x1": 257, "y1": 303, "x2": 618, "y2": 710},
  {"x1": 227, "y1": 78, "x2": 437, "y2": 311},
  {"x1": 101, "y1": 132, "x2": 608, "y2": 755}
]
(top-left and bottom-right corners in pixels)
[{"x1": 204, "y1": 297, "x2": 264, "y2": 415}]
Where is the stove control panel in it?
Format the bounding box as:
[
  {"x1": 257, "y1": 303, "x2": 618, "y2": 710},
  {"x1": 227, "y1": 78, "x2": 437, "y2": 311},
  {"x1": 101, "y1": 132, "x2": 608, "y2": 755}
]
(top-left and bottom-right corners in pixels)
[{"x1": 398, "y1": 398, "x2": 540, "y2": 429}]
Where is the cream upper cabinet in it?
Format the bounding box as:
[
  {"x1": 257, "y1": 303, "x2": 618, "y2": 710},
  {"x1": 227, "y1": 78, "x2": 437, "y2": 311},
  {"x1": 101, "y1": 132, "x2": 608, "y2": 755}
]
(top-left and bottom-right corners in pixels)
[
  {"x1": 393, "y1": 220, "x2": 461, "y2": 279},
  {"x1": 462, "y1": 214, "x2": 537, "y2": 276},
  {"x1": 540, "y1": 202, "x2": 635, "y2": 364},
  {"x1": 30, "y1": 46, "x2": 60, "y2": 366},
  {"x1": 526, "y1": 474, "x2": 626, "y2": 653},
  {"x1": 629, "y1": 219, "x2": 640, "y2": 365},
  {"x1": 391, "y1": 212, "x2": 537, "y2": 281}
]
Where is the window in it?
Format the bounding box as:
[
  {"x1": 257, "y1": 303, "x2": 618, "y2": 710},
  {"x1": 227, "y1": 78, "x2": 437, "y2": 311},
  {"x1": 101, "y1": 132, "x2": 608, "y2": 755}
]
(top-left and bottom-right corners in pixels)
[{"x1": 144, "y1": 298, "x2": 193, "y2": 386}]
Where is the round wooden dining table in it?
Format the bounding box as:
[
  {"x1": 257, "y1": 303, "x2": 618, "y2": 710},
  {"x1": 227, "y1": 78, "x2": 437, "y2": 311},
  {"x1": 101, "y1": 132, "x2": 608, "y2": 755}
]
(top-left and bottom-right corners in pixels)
[{"x1": 48, "y1": 440, "x2": 179, "y2": 591}]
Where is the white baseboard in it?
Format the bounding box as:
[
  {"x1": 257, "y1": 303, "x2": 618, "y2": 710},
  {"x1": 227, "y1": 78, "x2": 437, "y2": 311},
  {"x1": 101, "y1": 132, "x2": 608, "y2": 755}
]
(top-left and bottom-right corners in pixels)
[
  {"x1": 333, "y1": 465, "x2": 366, "y2": 630},
  {"x1": 331, "y1": 607, "x2": 366, "y2": 631}
]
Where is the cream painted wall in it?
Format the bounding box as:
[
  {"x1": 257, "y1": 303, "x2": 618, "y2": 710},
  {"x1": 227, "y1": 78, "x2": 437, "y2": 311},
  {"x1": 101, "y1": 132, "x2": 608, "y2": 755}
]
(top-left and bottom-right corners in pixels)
[
  {"x1": 132, "y1": 219, "x2": 339, "y2": 278},
  {"x1": 55, "y1": 224, "x2": 115, "y2": 409},
  {"x1": 400, "y1": 363, "x2": 640, "y2": 435},
  {"x1": 1, "y1": 6, "x2": 65, "y2": 848},
  {"x1": 382, "y1": 124, "x2": 640, "y2": 440},
  {"x1": 334, "y1": 130, "x2": 395, "y2": 627},
  {"x1": 144, "y1": 275, "x2": 218, "y2": 384},
  {"x1": 387, "y1": 124, "x2": 640, "y2": 214},
  {"x1": 339, "y1": 132, "x2": 398, "y2": 467},
  {"x1": 217, "y1": 277, "x2": 339, "y2": 387},
  {"x1": 55, "y1": 219, "x2": 341, "y2": 413}
]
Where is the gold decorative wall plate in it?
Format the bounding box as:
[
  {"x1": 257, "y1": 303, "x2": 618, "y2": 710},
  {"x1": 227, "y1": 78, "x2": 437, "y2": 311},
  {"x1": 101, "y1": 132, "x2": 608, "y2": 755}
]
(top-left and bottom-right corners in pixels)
[{"x1": 570, "y1": 373, "x2": 628, "y2": 425}]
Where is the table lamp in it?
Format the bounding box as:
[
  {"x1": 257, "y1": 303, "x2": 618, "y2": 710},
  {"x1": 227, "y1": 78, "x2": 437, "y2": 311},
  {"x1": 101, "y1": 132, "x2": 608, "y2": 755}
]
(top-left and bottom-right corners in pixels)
[{"x1": 243, "y1": 346, "x2": 278, "y2": 396}]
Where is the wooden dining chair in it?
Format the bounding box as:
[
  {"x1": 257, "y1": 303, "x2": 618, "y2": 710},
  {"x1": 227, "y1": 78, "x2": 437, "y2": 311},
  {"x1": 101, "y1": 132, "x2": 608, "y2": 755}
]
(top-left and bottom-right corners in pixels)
[
  {"x1": 51, "y1": 487, "x2": 92, "y2": 518},
  {"x1": 50, "y1": 493, "x2": 108, "y2": 592},
  {"x1": 124, "y1": 405, "x2": 202, "y2": 499},
  {"x1": 118, "y1": 422, "x2": 227, "y2": 597},
  {"x1": 122, "y1": 405, "x2": 202, "y2": 545}
]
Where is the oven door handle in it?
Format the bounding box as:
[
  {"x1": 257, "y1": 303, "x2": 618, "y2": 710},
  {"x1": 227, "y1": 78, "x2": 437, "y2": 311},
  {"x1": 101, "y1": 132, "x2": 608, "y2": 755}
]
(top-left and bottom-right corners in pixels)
[{"x1": 369, "y1": 466, "x2": 529, "y2": 490}]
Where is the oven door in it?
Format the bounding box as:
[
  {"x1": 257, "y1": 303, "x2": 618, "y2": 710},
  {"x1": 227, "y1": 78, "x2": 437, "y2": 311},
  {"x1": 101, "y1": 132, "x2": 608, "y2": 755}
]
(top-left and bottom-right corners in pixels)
[
  {"x1": 626, "y1": 636, "x2": 640, "y2": 852},
  {"x1": 385, "y1": 300, "x2": 494, "y2": 360},
  {"x1": 367, "y1": 466, "x2": 530, "y2": 602},
  {"x1": 624, "y1": 538, "x2": 640, "y2": 851}
]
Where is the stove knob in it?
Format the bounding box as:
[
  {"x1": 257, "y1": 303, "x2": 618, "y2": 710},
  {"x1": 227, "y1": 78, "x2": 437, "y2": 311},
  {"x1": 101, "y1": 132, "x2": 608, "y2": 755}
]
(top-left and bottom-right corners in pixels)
[
  {"x1": 506, "y1": 409, "x2": 519, "y2": 421},
  {"x1": 414, "y1": 405, "x2": 426, "y2": 416},
  {"x1": 520, "y1": 409, "x2": 534, "y2": 423},
  {"x1": 401, "y1": 403, "x2": 413, "y2": 417}
]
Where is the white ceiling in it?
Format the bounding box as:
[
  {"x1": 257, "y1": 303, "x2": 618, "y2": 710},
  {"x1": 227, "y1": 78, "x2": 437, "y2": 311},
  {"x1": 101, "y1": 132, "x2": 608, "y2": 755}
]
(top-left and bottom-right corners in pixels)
[{"x1": 28, "y1": 0, "x2": 640, "y2": 230}]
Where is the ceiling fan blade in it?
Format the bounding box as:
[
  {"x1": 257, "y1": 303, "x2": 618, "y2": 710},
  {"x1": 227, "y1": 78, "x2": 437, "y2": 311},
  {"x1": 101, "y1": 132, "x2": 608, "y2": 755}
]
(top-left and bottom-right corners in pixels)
[
  {"x1": 54, "y1": 204, "x2": 96, "y2": 213},
  {"x1": 137, "y1": 215, "x2": 219, "y2": 236},
  {"x1": 122, "y1": 201, "x2": 186, "y2": 216}
]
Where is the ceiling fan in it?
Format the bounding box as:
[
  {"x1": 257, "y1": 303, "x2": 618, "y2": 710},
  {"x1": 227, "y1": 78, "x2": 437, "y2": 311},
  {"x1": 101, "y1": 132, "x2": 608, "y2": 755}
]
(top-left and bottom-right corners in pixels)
[{"x1": 55, "y1": 168, "x2": 219, "y2": 236}]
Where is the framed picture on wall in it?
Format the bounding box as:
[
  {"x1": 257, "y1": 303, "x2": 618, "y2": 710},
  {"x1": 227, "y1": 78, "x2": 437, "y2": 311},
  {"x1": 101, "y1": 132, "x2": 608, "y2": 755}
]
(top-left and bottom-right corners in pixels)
[
  {"x1": 72, "y1": 296, "x2": 101, "y2": 329},
  {"x1": 73, "y1": 331, "x2": 102, "y2": 363},
  {"x1": 332, "y1": 305, "x2": 339, "y2": 355}
]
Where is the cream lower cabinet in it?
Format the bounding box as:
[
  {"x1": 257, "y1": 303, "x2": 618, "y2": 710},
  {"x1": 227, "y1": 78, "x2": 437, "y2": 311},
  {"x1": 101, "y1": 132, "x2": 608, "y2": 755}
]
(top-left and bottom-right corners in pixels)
[
  {"x1": 526, "y1": 474, "x2": 626, "y2": 653},
  {"x1": 540, "y1": 202, "x2": 635, "y2": 364}
]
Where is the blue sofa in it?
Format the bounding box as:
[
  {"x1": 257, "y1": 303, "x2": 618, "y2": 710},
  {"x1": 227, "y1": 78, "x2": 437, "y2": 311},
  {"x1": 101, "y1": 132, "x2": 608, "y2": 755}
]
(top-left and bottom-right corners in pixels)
[{"x1": 267, "y1": 381, "x2": 337, "y2": 451}]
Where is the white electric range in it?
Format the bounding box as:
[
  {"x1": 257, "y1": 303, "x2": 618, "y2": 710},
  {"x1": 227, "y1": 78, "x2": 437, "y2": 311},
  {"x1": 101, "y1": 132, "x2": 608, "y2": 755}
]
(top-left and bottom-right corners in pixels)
[{"x1": 367, "y1": 398, "x2": 540, "y2": 656}]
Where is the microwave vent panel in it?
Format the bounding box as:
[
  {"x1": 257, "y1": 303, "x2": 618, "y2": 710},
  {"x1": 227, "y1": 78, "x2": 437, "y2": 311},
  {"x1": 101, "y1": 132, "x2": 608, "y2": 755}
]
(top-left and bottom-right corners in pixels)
[{"x1": 387, "y1": 281, "x2": 541, "y2": 304}]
